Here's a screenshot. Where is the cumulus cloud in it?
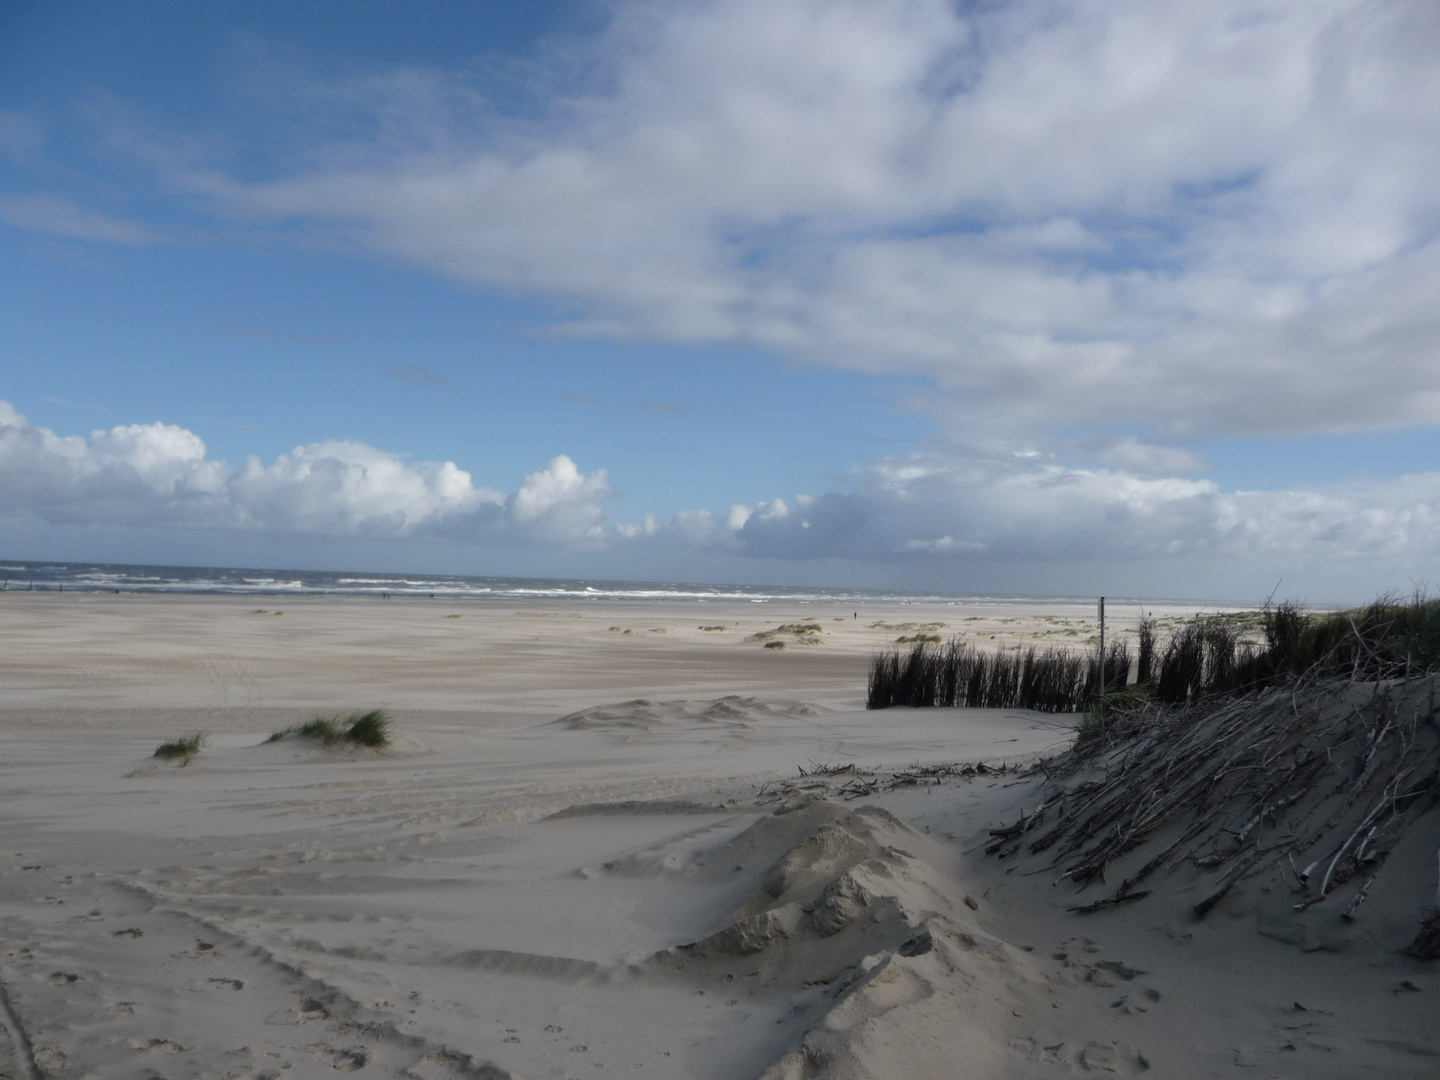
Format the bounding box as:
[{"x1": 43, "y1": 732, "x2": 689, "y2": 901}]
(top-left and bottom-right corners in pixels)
[
  {"x1": 115, "y1": 0, "x2": 1440, "y2": 445},
  {"x1": 718, "y1": 454, "x2": 1440, "y2": 568},
  {"x1": 0, "y1": 401, "x2": 610, "y2": 546},
  {"x1": 600, "y1": 449, "x2": 1440, "y2": 593}
]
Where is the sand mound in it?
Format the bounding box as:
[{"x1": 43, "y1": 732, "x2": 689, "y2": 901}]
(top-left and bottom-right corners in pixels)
[
  {"x1": 639, "y1": 799, "x2": 1048, "y2": 1078},
  {"x1": 554, "y1": 695, "x2": 822, "y2": 732}
]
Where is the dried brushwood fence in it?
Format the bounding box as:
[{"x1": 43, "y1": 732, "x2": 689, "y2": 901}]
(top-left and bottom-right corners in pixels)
[{"x1": 985, "y1": 672, "x2": 1440, "y2": 953}]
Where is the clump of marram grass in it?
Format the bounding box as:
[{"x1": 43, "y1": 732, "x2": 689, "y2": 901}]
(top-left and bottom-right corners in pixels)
[
  {"x1": 750, "y1": 621, "x2": 824, "y2": 646},
  {"x1": 297, "y1": 717, "x2": 344, "y2": 742},
  {"x1": 154, "y1": 733, "x2": 204, "y2": 763},
  {"x1": 895, "y1": 633, "x2": 942, "y2": 644},
  {"x1": 699, "y1": 625, "x2": 727, "y2": 631},
  {"x1": 764, "y1": 640, "x2": 786, "y2": 650},
  {"x1": 344, "y1": 709, "x2": 390, "y2": 747},
  {"x1": 268, "y1": 710, "x2": 391, "y2": 749}
]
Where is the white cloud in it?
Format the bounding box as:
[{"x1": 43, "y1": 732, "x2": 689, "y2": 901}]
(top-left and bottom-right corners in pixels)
[
  {"x1": 505, "y1": 454, "x2": 612, "y2": 545},
  {"x1": 0, "y1": 194, "x2": 157, "y2": 246},
  {"x1": 1077, "y1": 436, "x2": 1209, "y2": 478},
  {"x1": 0, "y1": 402, "x2": 610, "y2": 546},
  {"x1": 710, "y1": 451, "x2": 1440, "y2": 578},
  {"x1": 0, "y1": 109, "x2": 44, "y2": 163},
  {"x1": 120, "y1": 0, "x2": 1440, "y2": 444}
]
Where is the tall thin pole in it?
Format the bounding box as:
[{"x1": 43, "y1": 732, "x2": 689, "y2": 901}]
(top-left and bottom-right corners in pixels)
[{"x1": 1098, "y1": 596, "x2": 1106, "y2": 700}]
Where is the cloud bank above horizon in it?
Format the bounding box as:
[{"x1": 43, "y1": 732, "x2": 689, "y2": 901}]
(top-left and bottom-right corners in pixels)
[{"x1": 4, "y1": 401, "x2": 1438, "y2": 598}]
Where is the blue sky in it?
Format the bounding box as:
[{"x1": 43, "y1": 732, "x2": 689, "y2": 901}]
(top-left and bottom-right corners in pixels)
[{"x1": 3, "y1": 0, "x2": 1440, "y2": 602}]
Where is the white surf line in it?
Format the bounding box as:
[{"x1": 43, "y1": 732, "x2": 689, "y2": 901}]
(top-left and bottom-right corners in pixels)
[{"x1": 0, "y1": 967, "x2": 42, "y2": 1080}]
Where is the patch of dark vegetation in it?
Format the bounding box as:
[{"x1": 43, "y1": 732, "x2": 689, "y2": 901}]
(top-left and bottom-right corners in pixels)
[
  {"x1": 868, "y1": 594, "x2": 1440, "y2": 713},
  {"x1": 268, "y1": 709, "x2": 391, "y2": 748},
  {"x1": 867, "y1": 638, "x2": 1129, "y2": 712},
  {"x1": 153, "y1": 733, "x2": 204, "y2": 762}
]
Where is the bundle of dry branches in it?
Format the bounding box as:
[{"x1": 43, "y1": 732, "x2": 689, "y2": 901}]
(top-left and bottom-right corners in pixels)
[{"x1": 986, "y1": 672, "x2": 1440, "y2": 950}]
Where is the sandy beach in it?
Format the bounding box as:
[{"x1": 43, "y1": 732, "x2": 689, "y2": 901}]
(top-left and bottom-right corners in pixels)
[{"x1": 1, "y1": 593, "x2": 1434, "y2": 1079}]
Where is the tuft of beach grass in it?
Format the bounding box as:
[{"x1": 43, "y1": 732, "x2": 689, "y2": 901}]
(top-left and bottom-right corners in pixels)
[
  {"x1": 269, "y1": 710, "x2": 391, "y2": 749},
  {"x1": 344, "y1": 709, "x2": 390, "y2": 747},
  {"x1": 154, "y1": 733, "x2": 204, "y2": 763}
]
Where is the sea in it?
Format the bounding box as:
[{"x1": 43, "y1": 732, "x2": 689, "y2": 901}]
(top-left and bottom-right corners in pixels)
[{"x1": 0, "y1": 559, "x2": 1113, "y2": 607}]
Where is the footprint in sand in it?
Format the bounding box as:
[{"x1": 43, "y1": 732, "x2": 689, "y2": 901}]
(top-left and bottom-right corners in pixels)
[
  {"x1": 33, "y1": 1047, "x2": 65, "y2": 1073},
  {"x1": 128, "y1": 1037, "x2": 187, "y2": 1055},
  {"x1": 305, "y1": 1042, "x2": 370, "y2": 1071},
  {"x1": 1077, "y1": 1041, "x2": 1149, "y2": 1074},
  {"x1": 1010, "y1": 1038, "x2": 1149, "y2": 1074},
  {"x1": 191, "y1": 977, "x2": 244, "y2": 991},
  {"x1": 296, "y1": 997, "x2": 329, "y2": 1021},
  {"x1": 332, "y1": 1048, "x2": 369, "y2": 1071},
  {"x1": 49, "y1": 971, "x2": 80, "y2": 985}
]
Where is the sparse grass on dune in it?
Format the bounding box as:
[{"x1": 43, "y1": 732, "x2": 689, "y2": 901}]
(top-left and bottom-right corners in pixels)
[
  {"x1": 345, "y1": 709, "x2": 390, "y2": 747},
  {"x1": 750, "y1": 621, "x2": 824, "y2": 646},
  {"x1": 268, "y1": 709, "x2": 391, "y2": 748},
  {"x1": 868, "y1": 620, "x2": 945, "y2": 632},
  {"x1": 153, "y1": 733, "x2": 204, "y2": 763},
  {"x1": 296, "y1": 717, "x2": 344, "y2": 742}
]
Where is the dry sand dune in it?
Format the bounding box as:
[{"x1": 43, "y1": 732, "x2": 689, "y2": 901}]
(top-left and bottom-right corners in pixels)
[{"x1": 0, "y1": 594, "x2": 1434, "y2": 1078}]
